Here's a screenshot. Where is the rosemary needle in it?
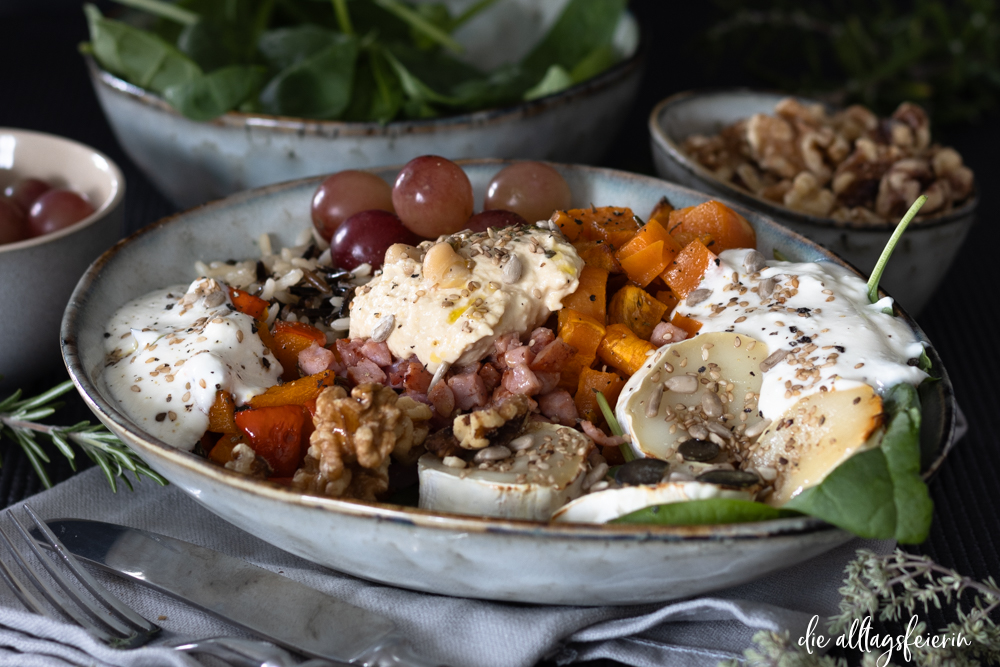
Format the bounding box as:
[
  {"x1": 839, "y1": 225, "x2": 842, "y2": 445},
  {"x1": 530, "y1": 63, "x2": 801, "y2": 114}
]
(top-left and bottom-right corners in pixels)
[{"x1": 0, "y1": 380, "x2": 167, "y2": 492}]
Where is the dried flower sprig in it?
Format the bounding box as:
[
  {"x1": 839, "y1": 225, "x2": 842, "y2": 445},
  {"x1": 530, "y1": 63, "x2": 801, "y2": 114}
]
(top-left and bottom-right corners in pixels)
[
  {"x1": 720, "y1": 549, "x2": 1000, "y2": 667},
  {"x1": 0, "y1": 380, "x2": 167, "y2": 492}
]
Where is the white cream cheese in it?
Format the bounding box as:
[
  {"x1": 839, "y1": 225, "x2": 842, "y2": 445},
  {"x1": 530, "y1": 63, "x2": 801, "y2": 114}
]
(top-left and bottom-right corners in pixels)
[
  {"x1": 349, "y1": 226, "x2": 582, "y2": 372},
  {"x1": 673, "y1": 248, "x2": 927, "y2": 420},
  {"x1": 102, "y1": 278, "x2": 281, "y2": 450}
]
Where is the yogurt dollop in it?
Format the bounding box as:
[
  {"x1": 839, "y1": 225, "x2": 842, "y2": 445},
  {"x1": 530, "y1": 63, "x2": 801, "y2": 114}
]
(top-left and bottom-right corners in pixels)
[
  {"x1": 673, "y1": 248, "x2": 927, "y2": 419},
  {"x1": 103, "y1": 278, "x2": 281, "y2": 450}
]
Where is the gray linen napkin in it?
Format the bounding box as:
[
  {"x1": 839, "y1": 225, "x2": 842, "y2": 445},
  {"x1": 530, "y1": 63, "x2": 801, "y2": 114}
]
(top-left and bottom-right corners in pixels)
[{"x1": 0, "y1": 467, "x2": 894, "y2": 667}]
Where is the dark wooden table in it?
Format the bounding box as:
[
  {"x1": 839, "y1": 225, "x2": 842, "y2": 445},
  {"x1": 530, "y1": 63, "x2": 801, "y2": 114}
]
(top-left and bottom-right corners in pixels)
[{"x1": 2, "y1": 2, "x2": 997, "y2": 663}]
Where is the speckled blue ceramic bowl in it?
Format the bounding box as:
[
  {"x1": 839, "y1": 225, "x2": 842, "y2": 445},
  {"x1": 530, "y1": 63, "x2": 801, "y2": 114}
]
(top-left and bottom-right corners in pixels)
[
  {"x1": 61, "y1": 162, "x2": 955, "y2": 605},
  {"x1": 649, "y1": 89, "x2": 977, "y2": 315},
  {"x1": 88, "y1": 0, "x2": 642, "y2": 209}
]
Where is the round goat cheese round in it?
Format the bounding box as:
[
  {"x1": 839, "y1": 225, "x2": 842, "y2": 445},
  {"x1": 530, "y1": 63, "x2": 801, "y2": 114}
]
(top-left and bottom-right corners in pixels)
[
  {"x1": 349, "y1": 226, "x2": 582, "y2": 373},
  {"x1": 417, "y1": 422, "x2": 594, "y2": 521},
  {"x1": 103, "y1": 278, "x2": 281, "y2": 450}
]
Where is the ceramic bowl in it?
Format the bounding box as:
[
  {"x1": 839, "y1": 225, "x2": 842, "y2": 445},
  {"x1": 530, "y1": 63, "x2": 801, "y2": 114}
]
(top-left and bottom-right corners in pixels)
[
  {"x1": 87, "y1": 0, "x2": 642, "y2": 210},
  {"x1": 0, "y1": 129, "x2": 124, "y2": 391},
  {"x1": 61, "y1": 162, "x2": 955, "y2": 605},
  {"x1": 648, "y1": 89, "x2": 977, "y2": 315}
]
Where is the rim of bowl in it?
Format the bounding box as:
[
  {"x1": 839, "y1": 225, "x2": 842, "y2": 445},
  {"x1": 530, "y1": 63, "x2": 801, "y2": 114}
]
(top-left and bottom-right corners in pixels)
[
  {"x1": 61, "y1": 161, "x2": 954, "y2": 543},
  {"x1": 648, "y1": 88, "x2": 979, "y2": 233},
  {"x1": 85, "y1": 20, "x2": 644, "y2": 137},
  {"x1": 0, "y1": 128, "x2": 125, "y2": 253}
]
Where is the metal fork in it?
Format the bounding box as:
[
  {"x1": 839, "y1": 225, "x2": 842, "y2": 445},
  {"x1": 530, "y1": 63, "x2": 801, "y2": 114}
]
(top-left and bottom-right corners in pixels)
[
  {"x1": 0, "y1": 504, "x2": 160, "y2": 649},
  {"x1": 0, "y1": 504, "x2": 343, "y2": 666}
]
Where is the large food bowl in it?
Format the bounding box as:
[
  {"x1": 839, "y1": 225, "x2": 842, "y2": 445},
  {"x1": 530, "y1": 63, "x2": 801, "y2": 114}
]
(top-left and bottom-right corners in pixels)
[
  {"x1": 61, "y1": 162, "x2": 955, "y2": 605},
  {"x1": 88, "y1": 0, "x2": 642, "y2": 209},
  {"x1": 0, "y1": 128, "x2": 124, "y2": 391},
  {"x1": 649, "y1": 89, "x2": 977, "y2": 315}
]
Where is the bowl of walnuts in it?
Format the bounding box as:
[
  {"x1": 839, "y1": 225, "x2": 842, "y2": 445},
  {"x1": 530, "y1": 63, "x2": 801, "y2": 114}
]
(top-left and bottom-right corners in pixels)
[{"x1": 648, "y1": 89, "x2": 977, "y2": 314}]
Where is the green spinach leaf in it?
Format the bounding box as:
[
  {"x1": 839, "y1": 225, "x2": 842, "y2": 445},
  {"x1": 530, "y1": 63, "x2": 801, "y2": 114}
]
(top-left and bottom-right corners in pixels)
[
  {"x1": 612, "y1": 498, "x2": 801, "y2": 526},
  {"x1": 523, "y1": 64, "x2": 573, "y2": 101},
  {"x1": 164, "y1": 65, "x2": 268, "y2": 121},
  {"x1": 520, "y1": 0, "x2": 625, "y2": 77},
  {"x1": 257, "y1": 25, "x2": 340, "y2": 71},
  {"x1": 881, "y1": 384, "x2": 933, "y2": 543},
  {"x1": 258, "y1": 34, "x2": 359, "y2": 118},
  {"x1": 85, "y1": 4, "x2": 202, "y2": 96}
]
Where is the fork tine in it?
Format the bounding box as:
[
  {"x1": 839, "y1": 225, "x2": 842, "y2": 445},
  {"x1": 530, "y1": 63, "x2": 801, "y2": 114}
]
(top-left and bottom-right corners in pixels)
[
  {"x1": 0, "y1": 556, "x2": 50, "y2": 617},
  {"x1": 8, "y1": 511, "x2": 137, "y2": 640},
  {"x1": 23, "y1": 505, "x2": 159, "y2": 636},
  {"x1": 0, "y1": 521, "x2": 117, "y2": 644}
]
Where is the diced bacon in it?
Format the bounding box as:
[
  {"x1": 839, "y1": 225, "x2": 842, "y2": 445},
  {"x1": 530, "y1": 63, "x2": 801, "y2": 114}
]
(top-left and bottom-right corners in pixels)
[
  {"x1": 386, "y1": 358, "x2": 409, "y2": 389},
  {"x1": 535, "y1": 371, "x2": 560, "y2": 395},
  {"x1": 448, "y1": 372, "x2": 488, "y2": 411},
  {"x1": 504, "y1": 345, "x2": 534, "y2": 368},
  {"x1": 492, "y1": 332, "x2": 522, "y2": 369},
  {"x1": 403, "y1": 361, "x2": 433, "y2": 394},
  {"x1": 346, "y1": 359, "x2": 387, "y2": 385},
  {"x1": 580, "y1": 420, "x2": 630, "y2": 448},
  {"x1": 429, "y1": 381, "x2": 456, "y2": 418},
  {"x1": 650, "y1": 322, "x2": 690, "y2": 347},
  {"x1": 360, "y1": 340, "x2": 392, "y2": 367},
  {"x1": 298, "y1": 343, "x2": 336, "y2": 376},
  {"x1": 528, "y1": 327, "x2": 555, "y2": 352},
  {"x1": 334, "y1": 338, "x2": 364, "y2": 367},
  {"x1": 478, "y1": 362, "x2": 502, "y2": 392},
  {"x1": 538, "y1": 390, "x2": 578, "y2": 426},
  {"x1": 502, "y1": 364, "x2": 542, "y2": 396},
  {"x1": 492, "y1": 384, "x2": 513, "y2": 405},
  {"x1": 529, "y1": 338, "x2": 576, "y2": 372}
]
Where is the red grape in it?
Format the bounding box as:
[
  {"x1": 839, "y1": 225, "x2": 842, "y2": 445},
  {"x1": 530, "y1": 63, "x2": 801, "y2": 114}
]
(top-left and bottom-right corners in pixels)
[
  {"x1": 311, "y1": 170, "x2": 395, "y2": 242},
  {"x1": 484, "y1": 162, "x2": 572, "y2": 224},
  {"x1": 392, "y1": 156, "x2": 474, "y2": 238},
  {"x1": 4, "y1": 178, "x2": 51, "y2": 213},
  {"x1": 0, "y1": 198, "x2": 29, "y2": 245},
  {"x1": 465, "y1": 209, "x2": 527, "y2": 233},
  {"x1": 330, "y1": 210, "x2": 421, "y2": 271},
  {"x1": 28, "y1": 189, "x2": 96, "y2": 238}
]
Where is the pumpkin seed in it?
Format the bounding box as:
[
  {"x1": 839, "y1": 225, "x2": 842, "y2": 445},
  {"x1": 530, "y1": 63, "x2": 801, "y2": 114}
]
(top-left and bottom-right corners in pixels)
[
  {"x1": 615, "y1": 458, "x2": 670, "y2": 486},
  {"x1": 678, "y1": 438, "x2": 720, "y2": 462},
  {"x1": 696, "y1": 469, "x2": 759, "y2": 487}
]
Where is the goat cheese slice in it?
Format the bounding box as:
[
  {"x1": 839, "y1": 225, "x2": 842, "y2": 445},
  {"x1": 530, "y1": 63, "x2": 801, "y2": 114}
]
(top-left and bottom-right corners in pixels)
[
  {"x1": 552, "y1": 481, "x2": 750, "y2": 524},
  {"x1": 417, "y1": 422, "x2": 594, "y2": 521}
]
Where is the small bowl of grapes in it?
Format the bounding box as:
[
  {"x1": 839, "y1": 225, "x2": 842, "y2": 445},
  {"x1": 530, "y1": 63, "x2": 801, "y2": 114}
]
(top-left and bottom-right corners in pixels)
[{"x1": 0, "y1": 128, "x2": 124, "y2": 390}]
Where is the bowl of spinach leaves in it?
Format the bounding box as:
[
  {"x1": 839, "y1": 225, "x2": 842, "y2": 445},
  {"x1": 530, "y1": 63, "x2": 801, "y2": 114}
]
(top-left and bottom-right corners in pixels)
[{"x1": 82, "y1": 0, "x2": 642, "y2": 208}]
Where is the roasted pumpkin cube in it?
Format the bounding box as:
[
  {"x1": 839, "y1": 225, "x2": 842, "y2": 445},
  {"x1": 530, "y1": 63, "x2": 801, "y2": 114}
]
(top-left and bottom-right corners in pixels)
[
  {"x1": 608, "y1": 285, "x2": 670, "y2": 340},
  {"x1": 561, "y1": 266, "x2": 609, "y2": 324},
  {"x1": 668, "y1": 200, "x2": 756, "y2": 253},
  {"x1": 662, "y1": 240, "x2": 718, "y2": 299}
]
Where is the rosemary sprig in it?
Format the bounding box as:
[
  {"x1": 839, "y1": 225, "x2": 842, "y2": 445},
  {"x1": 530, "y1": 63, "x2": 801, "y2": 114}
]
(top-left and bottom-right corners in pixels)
[{"x1": 0, "y1": 381, "x2": 167, "y2": 492}]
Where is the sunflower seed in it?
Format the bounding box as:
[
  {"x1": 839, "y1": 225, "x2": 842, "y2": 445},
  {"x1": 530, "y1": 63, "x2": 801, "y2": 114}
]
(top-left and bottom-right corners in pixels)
[
  {"x1": 686, "y1": 288, "x2": 712, "y2": 306},
  {"x1": 743, "y1": 250, "x2": 766, "y2": 274},
  {"x1": 502, "y1": 254, "x2": 522, "y2": 284},
  {"x1": 371, "y1": 315, "x2": 395, "y2": 343}
]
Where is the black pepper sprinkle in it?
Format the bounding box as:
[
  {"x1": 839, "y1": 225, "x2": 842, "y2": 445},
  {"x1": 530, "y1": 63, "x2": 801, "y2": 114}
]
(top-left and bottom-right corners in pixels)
[
  {"x1": 834, "y1": 345, "x2": 845, "y2": 353},
  {"x1": 165, "y1": 304, "x2": 174, "y2": 310},
  {"x1": 698, "y1": 366, "x2": 706, "y2": 373},
  {"x1": 797, "y1": 307, "x2": 811, "y2": 314},
  {"x1": 103, "y1": 332, "x2": 111, "y2": 338}
]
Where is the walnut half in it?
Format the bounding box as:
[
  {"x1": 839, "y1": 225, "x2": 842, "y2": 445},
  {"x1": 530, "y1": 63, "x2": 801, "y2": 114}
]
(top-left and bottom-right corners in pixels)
[{"x1": 292, "y1": 383, "x2": 430, "y2": 500}]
